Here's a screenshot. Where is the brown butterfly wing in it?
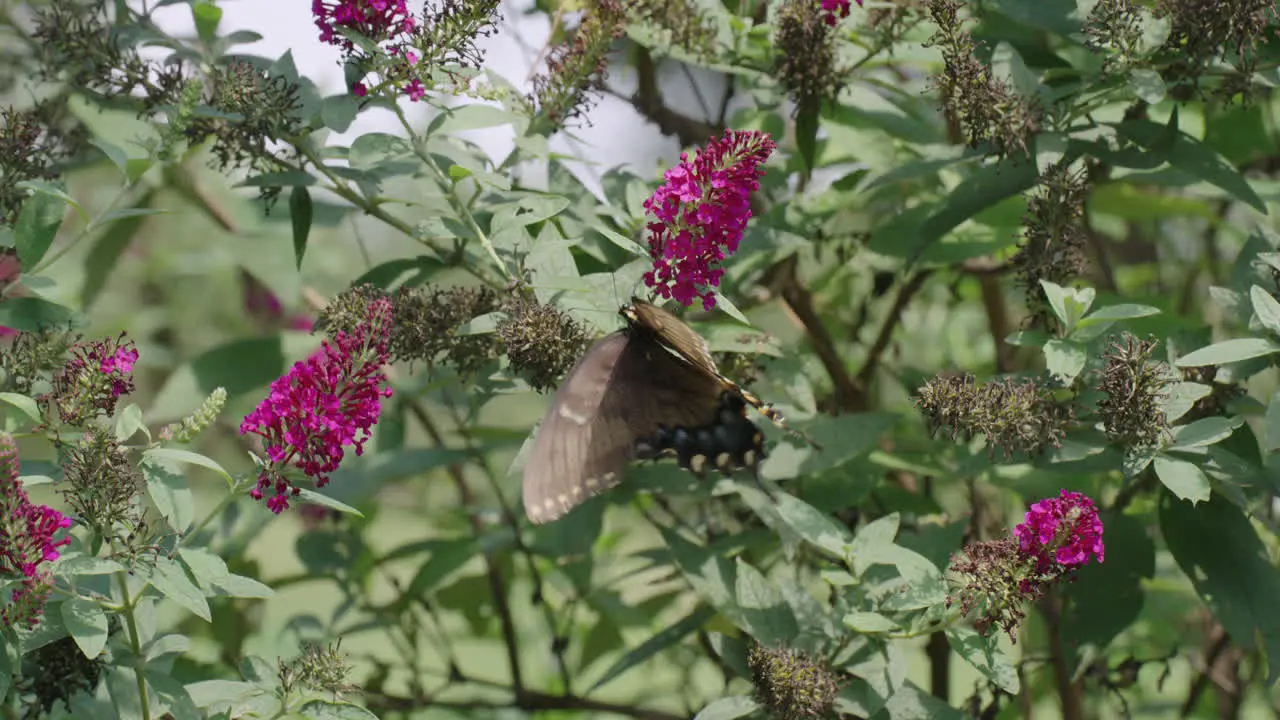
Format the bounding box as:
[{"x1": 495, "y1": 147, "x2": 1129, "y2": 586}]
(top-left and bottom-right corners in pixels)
[
  {"x1": 625, "y1": 299, "x2": 720, "y2": 376},
  {"x1": 625, "y1": 298, "x2": 817, "y2": 448},
  {"x1": 522, "y1": 330, "x2": 724, "y2": 524}
]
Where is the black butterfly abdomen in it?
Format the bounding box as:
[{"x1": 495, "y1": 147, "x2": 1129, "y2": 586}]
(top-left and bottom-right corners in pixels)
[{"x1": 634, "y1": 391, "x2": 766, "y2": 475}]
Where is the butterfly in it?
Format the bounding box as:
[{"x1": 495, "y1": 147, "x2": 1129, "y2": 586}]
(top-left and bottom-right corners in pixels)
[{"x1": 521, "y1": 298, "x2": 808, "y2": 524}]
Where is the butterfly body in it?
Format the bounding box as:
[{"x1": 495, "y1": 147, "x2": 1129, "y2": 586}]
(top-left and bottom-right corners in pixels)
[{"x1": 522, "y1": 298, "x2": 797, "y2": 524}]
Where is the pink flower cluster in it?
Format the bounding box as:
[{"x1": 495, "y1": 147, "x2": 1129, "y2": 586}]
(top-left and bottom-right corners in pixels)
[
  {"x1": 0, "y1": 434, "x2": 72, "y2": 628},
  {"x1": 642, "y1": 130, "x2": 777, "y2": 310},
  {"x1": 44, "y1": 333, "x2": 138, "y2": 426},
  {"x1": 1015, "y1": 489, "x2": 1106, "y2": 570},
  {"x1": 947, "y1": 489, "x2": 1105, "y2": 641},
  {"x1": 240, "y1": 296, "x2": 394, "y2": 514},
  {"x1": 820, "y1": 0, "x2": 860, "y2": 27},
  {"x1": 312, "y1": 0, "x2": 425, "y2": 101}
]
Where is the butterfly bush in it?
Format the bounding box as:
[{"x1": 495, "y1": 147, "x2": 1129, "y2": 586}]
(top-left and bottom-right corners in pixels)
[
  {"x1": 642, "y1": 129, "x2": 777, "y2": 310},
  {"x1": 0, "y1": 434, "x2": 72, "y2": 628},
  {"x1": 947, "y1": 489, "x2": 1105, "y2": 641},
  {"x1": 42, "y1": 333, "x2": 138, "y2": 427},
  {"x1": 240, "y1": 296, "x2": 394, "y2": 514},
  {"x1": 313, "y1": 0, "x2": 422, "y2": 99},
  {"x1": 1015, "y1": 489, "x2": 1106, "y2": 570},
  {"x1": 820, "y1": 0, "x2": 860, "y2": 26}
]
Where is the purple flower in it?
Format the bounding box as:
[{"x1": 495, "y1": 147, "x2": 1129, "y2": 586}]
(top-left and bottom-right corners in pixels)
[
  {"x1": 0, "y1": 434, "x2": 72, "y2": 628},
  {"x1": 1015, "y1": 489, "x2": 1105, "y2": 570},
  {"x1": 240, "y1": 297, "x2": 394, "y2": 514},
  {"x1": 312, "y1": 0, "x2": 424, "y2": 101},
  {"x1": 642, "y1": 130, "x2": 777, "y2": 310},
  {"x1": 43, "y1": 333, "x2": 139, "y2": 426},
  {"x1": 819, "y1": 0, "x2": 858, "y2": 26}
]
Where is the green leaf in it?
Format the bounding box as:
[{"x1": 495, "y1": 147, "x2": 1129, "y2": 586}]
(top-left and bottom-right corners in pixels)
[
  {"x1": 1164, "y1": 382, "x2": 1212, "y2": 424},
  {"x1": 795, "y1": 103, "x2": 819, "y2": 172},
  {"x1": 1266, "y1": 390, "x2": 1280, "y2": 454},
  {"x1": 693, "y1": 696, "x2": 758, "y2": 720},
  {"x1": 1152, "y1": 456, "x2": 1211, "y2": 504},
  {"x1": 1127, "y1": 68, "x2": 1166, "y2": 104},
  {"x1": 1044, "y1": 339, "x2": 1086, "y2": 383},
  {"x1": 141, "y1": 459, "x2": 196, "y2": 532},
  {"x1": 295, "y1": 487, "x2": 364, "y2": 517},
  {"x1": 589, "y1": 605, "x2": 715, "y2": 693},
  {"x1": 1116, "y1": 117, "x2": 1267, "y2": 213},
  {"x1": 661, "y1": 529, "x2": 798, "y2": 646},
  {"x1": 1251, "y1": 286, "x2": 1280, "y2": 337},
  {"x1": 184, "y1": 680, "x2": 262, "y2": 708},
  {"x1": 869, "y1": 158, "x2": 1039, "y2": 260},
  {"x1": 768, "y1": 491, "x2": 853, "y2": 557},
  {"x1": 290, "y1": 186, "x2": 313, "y2": 270},
  {"x1": 0, "y1": 392, "x2": 41, "y2": 425},
  {"x1": 1169, "y1": 416, "x2": 1243, "y2": 449},
  {"x1": 1072, "y1": 303, "x2": 1161, "y2": 342},
  {"x1": 843, "y1": 611, "x2": 899, "y2": 634},
  {"x1": 114, "y1": 403, "x2": 149, "y2": 442},
  {"x1": 1176, "y1": 337, "x2": 1280, "y2": 367},
  {"x1": 143, "y1": 447, "x2": 233, "y2": 484},
  {"x1": 947, "y1": 626, "x2": 1018, "y2": 694},
  {"x1": 147, "y1": 556, "x2": 211, "y2": 621},
  {"x1": 1160, "y1": 492, "x2": 1280, "y2": 685},
  {"x1": 191, "y1": 1, "x2": 222, "y2": 46},
  {"x1": 14, "y1": 189, "x2": 64, "y2": 269},
  {"x1": 296, "y1": 700, "x2": 380, "y2": 719},
  {"x1": 144, "y1": 634, "x2": 192, "y2": 662},
  {"x1": 397, "y1": 538, "x2": 478, "y2": 604},
  {"x1": 0, "y1": 297, "x2": 79, "y2": 332},
  {"x1": 53, "y1": 554, "x2": 125, "y2": 577},
  {"x1": 147, "y1": 671, "x2": 202, "y2": 720},
  {"x1": 82, "y1": 186, "x2": 155, "y2": 308},
  {"x1": 89, "y1": 138, "x2": 130, "y2": 175},
  {"x1": 60, "y1": 597, "x2": 108, "y2": 659},
  {"x1": 320, "y1": 94, "x2": 360, "y2": 133}
]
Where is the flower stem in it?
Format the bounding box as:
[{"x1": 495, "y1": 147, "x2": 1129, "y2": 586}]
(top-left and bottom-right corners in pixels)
[{"x1": 115, "y1": 571, "x2": 152, "y2": 720}]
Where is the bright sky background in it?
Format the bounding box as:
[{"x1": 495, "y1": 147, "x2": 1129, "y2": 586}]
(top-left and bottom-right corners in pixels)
[{"x1": 148, "y1": 0, "x2": 692, "y2": 196}]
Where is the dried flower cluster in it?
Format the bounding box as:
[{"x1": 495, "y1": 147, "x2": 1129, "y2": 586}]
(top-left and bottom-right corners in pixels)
[
  {"x1": 0, "y1": 434, "x2": 72, "y2": 628},
  {"x1": 643, "y1": 130, "x2": 777, "y2": 309},
  {"x1": 1013, "y1": 163, "x2": 1090, "y2": 326},
  {"x1": 949, "y1": 490, "x2": 1105, "y2": 641},
  {"x1": 240, "y1": 296, "x2": 394, "y2": 513},
  {"x1": 0, "y1": 328, "x2": 78, "y2": 395},
  {"x1": 279, "y1": 641, "x2": 356, "y2": 697},
  {"x1": 32, "y1": 4, "x2": 303, "y2": 205},
  {"x1": 529, "y1": 0, "x2": 627, "y2": 131},
  {"x1": 41, "y1": 333, "x2": 138, "y2": 427},
  {"x1": 18, "y1": 635, "x2": 105, "y2": 714},
  {"x1": 183, "y1": 62, "x2": 304, "y2": 196},
  {"x1": 384, "y1": 284, "x2": 503, "y2": 376},
  {"x1": 775, "y1": 0, "x2": 845, "y2": 113},
  {"x1": 59, "y1": 431, "x2": 144, "y2": 539},
  {"x1": 747, "y1": 644, "x2": 840, "y2": 720},
  {"x1": 1083, "y1": 0, "x2": 1146, "y2": 74},
  {"x1": 626, "y1": 0, "x2": 717, "y2": 58},
  {"x1": 314, "y1": 0, "x2": 502, "y2": 100},
  {"x1": 924, "y1": 0, "x2": 1041, "y2": 157},
  {"x1": 497, "y1": 294, "x2": 589, "y2": 393},
  {"x1": 1155, "y1": 0, "x2": 1279, "y2": 102},
  {"x1": 916, "y1": 372, "x2": 1070, "y2": 458},
  {"x1": 0, "y1": 102, "x2": 86, "y2": 225},
  {"x1": 1097, "y1": 334, "x2": 1172, "y2": 448}
]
